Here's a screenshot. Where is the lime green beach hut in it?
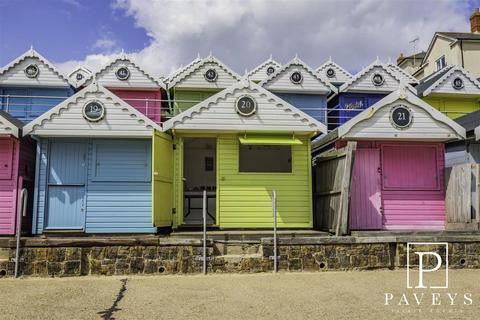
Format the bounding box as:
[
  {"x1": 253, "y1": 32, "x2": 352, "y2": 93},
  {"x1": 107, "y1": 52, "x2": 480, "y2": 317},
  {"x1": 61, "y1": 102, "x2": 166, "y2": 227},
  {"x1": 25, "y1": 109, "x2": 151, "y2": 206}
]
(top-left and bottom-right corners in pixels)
[
  {"x1": 417, "y1": 65, "x2": 480, "y2": 118},
  {"x1": 166, "y1": 53, "x2": 241, "y2": 115},
  {"x1": 153, "y1": 79, "x2": 326, "y2": 229}
]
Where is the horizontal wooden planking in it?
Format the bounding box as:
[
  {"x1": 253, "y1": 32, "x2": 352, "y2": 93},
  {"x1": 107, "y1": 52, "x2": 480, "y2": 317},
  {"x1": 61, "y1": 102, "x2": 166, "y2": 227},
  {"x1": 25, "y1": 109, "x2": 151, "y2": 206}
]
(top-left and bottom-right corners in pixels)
[
  {"x1": 95, "y1": 60, "x2": 160, "y2": 89},
  {"x1": 0, "y1": 57, "x2": 70, "y2": 87},
  {"x1": 264, "y1": 65, "x2": 331, "y2": 93},
  {"x1": 346, "y1": 66, "x2": 400, "y2": 93},
  {"x1": 217, "y1": 135, "x2": 312, "y2": 228},
  {"x1": 175, "y1": 62, "x2": 239, "y2": 89},
  {"x1": 0, "y1": 138, "x2": 19, "y2": 235}
]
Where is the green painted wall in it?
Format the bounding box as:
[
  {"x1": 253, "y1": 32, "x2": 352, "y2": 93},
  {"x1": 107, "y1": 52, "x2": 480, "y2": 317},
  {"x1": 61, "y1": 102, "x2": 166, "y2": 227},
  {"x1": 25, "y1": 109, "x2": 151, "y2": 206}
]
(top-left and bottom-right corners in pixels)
[
  {"x1": 217, "y1": 134, "x2": 312, "y2": 228},
  {"x1": 172, "y1": 89, "x2": 220, "y2": 114},
  {"x1": 423, "y1": 96, "x2": 480, "y2": 119}
]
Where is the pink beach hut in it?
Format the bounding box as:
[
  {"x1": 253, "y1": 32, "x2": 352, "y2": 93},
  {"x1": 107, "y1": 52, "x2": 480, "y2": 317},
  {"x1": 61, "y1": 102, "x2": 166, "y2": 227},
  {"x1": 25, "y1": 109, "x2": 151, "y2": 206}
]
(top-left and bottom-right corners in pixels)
[
  {"x1": 0, "y1": 111, "x2": 35, "y2": 235},
  {"x1": 313, "y1": 86, "x2": 466, "y2": 231}
]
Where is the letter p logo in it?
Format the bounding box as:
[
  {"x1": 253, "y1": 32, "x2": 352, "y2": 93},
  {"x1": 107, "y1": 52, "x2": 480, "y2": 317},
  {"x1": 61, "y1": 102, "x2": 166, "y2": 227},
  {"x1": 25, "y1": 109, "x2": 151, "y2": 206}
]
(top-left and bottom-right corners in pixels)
[{"x1": 407, "y1": 242, "x2": 448, "y2": 289}]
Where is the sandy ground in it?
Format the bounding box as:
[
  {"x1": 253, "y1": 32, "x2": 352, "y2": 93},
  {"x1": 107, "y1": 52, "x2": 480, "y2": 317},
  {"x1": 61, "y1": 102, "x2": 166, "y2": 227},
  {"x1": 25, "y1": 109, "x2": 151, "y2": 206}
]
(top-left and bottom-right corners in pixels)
[{"x1": 0, "y1": 270, "x2": 479, "y2": 320}]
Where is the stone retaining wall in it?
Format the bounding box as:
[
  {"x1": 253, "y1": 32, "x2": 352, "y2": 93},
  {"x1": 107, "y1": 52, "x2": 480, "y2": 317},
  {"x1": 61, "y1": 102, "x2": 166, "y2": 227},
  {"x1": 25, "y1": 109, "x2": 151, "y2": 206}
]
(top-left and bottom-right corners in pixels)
[{"x1": 0, "y1": 236, "x2": 479, "y2": 277}]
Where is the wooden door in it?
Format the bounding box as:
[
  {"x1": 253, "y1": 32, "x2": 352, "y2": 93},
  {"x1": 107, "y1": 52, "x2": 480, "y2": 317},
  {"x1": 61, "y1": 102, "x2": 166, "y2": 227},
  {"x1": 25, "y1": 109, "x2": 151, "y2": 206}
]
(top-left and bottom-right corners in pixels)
[
  {"x1": 45, "y1": 141, "x2": 87, "y2": 230},
  {"x1": 349, "y1": 148, "x2": 382, "y2": 230},
  {"x1": 152, "y1": 130, "x2": 173, "y2": 227}
]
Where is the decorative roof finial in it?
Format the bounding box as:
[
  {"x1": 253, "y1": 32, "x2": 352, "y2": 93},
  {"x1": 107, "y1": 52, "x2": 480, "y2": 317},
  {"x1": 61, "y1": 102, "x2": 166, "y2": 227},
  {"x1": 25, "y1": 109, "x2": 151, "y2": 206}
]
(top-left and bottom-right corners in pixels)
[
  {"x1": 329, "y1": 56, "x2": 332, "y2": 62},
  {"x1": 244, "y1": 68, "x2": 249, "y2": 77},
  {"x1": 387, "y1": 56, "x2": 392, "y2": 64},
  {"x1": 398, "y1": 84, "x2": 408, "y2": 99},
  {"x1": 269, "y1": 53, "x2": 273, "y2": 60},
  {"x1": 375, "y1": 56, "x2": 381, "y2": 64},
  {"x1": 120, "y1": 49, "x2": 126, "y2": 59},
  {"x1": 197, "y1": 52, "x2": 201, "y2": 59}
]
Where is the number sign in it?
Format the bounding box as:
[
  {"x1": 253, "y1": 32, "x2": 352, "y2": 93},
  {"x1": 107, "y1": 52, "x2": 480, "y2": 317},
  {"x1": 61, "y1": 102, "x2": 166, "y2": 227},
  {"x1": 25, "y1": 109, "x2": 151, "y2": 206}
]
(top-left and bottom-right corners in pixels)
[
  {"x1": 290, "y1": 71, "x2": 303, "y2": 84},
  {"x1": 76, "y1": 73, "x2": 84, "y2": 81},
  {"x1": 266, "y1": 66, "x2": 275, "y2": 75},
  {"x1": 115, "y1": 67, "x2": 130, "y2": 80},
  {"x1": 25, "y1": 64, "x2": 39, "y2": 78},
  {"x1": 390, "y1": 105, "x2": 412, "y2": 129},
  {"x1": 326, "y1": 68, "x2": 335, "y2": 78},
  {"x1": 371, "y1": 73, "x2": 385, "y2": 86},
  {"x1": 83, "y1": 101, "x2": 105, "y2": 122},
  {"x1": 235, "y1": 95, "x2": 257, "y2": 117},
  {"x1": 452, "y1": 77, "x2": 464, "y2": 90},
  {"x1": 204, "y1": 69, "x2": 218, "y2": 82}
]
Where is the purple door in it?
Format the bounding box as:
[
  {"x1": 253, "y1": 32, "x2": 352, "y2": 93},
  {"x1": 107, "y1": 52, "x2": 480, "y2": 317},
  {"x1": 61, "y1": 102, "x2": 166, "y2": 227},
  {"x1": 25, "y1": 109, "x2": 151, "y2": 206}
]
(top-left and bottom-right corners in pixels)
[{"x1": 349, "y1": 149, "x2": 382, "y2": 230}]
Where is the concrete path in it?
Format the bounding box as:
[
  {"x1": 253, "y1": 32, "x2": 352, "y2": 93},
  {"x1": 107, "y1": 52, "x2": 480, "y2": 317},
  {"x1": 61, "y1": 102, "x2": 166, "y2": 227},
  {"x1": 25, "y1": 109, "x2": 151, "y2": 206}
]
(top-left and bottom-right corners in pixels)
[{"x1": 0, "y1": 270, "x2": 478, "y2": 319}]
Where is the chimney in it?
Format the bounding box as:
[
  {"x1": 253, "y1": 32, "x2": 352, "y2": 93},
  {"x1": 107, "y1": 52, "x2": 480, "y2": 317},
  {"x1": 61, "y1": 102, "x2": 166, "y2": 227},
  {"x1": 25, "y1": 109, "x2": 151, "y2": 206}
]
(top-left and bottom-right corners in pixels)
[{"x1": 470, "y1": 8, "x2": 480, "y2": 33}]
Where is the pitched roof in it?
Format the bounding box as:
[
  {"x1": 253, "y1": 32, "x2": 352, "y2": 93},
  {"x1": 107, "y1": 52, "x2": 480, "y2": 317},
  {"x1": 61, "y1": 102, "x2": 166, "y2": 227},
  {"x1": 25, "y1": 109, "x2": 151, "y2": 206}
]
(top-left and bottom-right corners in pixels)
[
  {"x1": 247, "y1": 55, "x2": 282, "y2": 82},
  {"x1": 163, "y1": 78, "x2": 327, "y2": 134},
  {"x1": 166, "y1": 53, "x2": 241, "y2": 89},
  {"x1": 437, "y1": 32, "x2": 480, "y2": 41},
  {"x1": 416, "y1": 65, "x2": 480, "y2": 96},
  {"x1": 260, "y1": 55, "x2": 337, "y2": 94},
  {"x1": 0, "y1": 47, "x2": 72, "y2": 87},
  {"x1": 80, "y1": 52, "x2": 165, "y2": 89},
  {"x1": 0, "y1": 110, "x2": 23, "y2": 138},
  {"x1": 165, "y1": 55, "x2": 203, "y2": 85},
  {"x1": 454, "y1": 109, "x2": 480, "y2": 134},
  {"x1": 315, "y1": 58, "x2": 353, "y2": 84},
  {"x1": 339, "y1": 58, "x2": 413, "y2": 93},
  {"x1": 68, "y1": 65, "x2": 93, "y2": 88},
  {"x1": 397, "y1": 51, "x2": 426, "y2": 64},
  {"x1": 23, "y1": 82, "x2": 161, "y2": 137},
  {"x1": 386, "y1": 62, "x2": 419, "y2": 84},
  {"x1": 313, "y1": 86, "x2": 465, "y2": 149}
]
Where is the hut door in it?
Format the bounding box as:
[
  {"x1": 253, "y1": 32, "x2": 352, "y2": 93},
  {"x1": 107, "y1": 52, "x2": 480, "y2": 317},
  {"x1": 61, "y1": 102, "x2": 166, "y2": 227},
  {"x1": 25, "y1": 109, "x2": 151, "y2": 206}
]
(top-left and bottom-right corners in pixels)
[
  {"x1": 349, "y1": 149, "x2": 382, "y2": 230},
  {"x1": 0, "y1": 139, "x2": 14, "y2": 180},
  {"x1": 152, "y1": 131, "x2": 173, "y2": 227},
  {"x1": 45, "y1": 141, "x2": 87, "y2": 230}
]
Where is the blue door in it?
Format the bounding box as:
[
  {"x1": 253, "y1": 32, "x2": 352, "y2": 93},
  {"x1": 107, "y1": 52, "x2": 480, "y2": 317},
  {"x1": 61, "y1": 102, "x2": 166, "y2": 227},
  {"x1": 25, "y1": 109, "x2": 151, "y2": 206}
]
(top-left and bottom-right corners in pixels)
[{"x1": 45, "y1": 141, "x2": 87, "y2": 230}]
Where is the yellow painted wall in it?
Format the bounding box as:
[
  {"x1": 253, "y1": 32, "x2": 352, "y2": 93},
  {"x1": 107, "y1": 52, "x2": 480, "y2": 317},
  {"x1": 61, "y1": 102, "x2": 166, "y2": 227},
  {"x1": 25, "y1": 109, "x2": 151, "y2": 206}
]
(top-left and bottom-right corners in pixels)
[
  {"x1": 462, "y1": 42, "x2": 480, "y2": 79},
  {"x1": 423, "y1": 96, "x2": 480, "y2": 119},
  {"x1": 423, "y1": 37, "x2": 462, "y2": 77}
]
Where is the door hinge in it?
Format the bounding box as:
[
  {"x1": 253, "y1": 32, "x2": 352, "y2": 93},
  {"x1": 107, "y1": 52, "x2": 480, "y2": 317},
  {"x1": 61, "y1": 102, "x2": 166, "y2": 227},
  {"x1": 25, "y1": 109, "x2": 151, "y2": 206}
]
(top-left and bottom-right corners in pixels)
[{"x1": 172, "y1": 208, "x2": 176, "y2": 214}]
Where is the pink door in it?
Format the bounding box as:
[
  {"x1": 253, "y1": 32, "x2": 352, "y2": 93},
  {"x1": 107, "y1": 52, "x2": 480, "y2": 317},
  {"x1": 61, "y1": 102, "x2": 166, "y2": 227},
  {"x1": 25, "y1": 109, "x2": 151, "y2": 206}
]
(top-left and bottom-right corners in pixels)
[{"x1": 349, "y1": 149, "x2": 382, "y2": 230}]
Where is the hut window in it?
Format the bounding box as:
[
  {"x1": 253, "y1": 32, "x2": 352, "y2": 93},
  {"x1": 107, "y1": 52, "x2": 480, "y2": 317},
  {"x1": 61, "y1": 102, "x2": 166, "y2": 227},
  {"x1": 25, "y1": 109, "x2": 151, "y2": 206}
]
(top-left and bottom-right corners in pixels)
[{"x1": 239, "y1": 145, "x2": 292, "y2": 173}]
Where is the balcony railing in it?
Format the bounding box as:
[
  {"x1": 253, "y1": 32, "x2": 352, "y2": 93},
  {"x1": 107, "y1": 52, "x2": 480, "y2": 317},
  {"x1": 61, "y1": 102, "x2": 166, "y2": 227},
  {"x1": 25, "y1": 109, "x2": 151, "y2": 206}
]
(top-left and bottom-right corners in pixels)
[{"x1": 0, "y1": 94, "x2": 475, "y2": 130}]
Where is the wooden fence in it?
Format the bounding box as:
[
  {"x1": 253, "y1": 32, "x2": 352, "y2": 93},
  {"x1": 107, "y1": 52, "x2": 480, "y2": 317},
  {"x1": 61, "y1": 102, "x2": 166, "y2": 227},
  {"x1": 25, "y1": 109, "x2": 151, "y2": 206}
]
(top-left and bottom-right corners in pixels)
[
  {"x1": 312, "y1": 141, "x2": 356, "y2": 235},
  {"x1": 445, "y1": 163, "x2": 480, "y2": 230}
]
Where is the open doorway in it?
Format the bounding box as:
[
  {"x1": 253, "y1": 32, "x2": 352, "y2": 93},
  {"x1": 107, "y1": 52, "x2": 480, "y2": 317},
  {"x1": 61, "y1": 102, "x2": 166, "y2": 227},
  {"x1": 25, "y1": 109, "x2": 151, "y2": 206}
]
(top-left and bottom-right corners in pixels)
[{"x1": 183, "y1": 138, "x2": 216, "y2": 225}]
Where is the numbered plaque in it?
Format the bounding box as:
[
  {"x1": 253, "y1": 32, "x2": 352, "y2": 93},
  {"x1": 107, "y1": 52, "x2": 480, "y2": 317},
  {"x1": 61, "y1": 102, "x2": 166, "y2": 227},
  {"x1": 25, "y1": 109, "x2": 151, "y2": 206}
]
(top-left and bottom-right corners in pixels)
[
  {"x1": 266, "y1": 66, "x2": 276, "y2": 75},
  {"x1": 452, "y1": 77, "x2": 464, "y2": 90},
  {"x1": 115, "y1": 67, "x2": 130, "y2": 81},
  {"x1": 371, "y1": 73, "x2": 385, "y2": 86},
  {"x1": 326, "y1": 68, "x2": 335, "y2": 78},
  {"x1": 83, "y1": 101, "x2": 105, "y2": 122},
  {"x1": 204, "y1": 68, "x2": 218, "y2": 82},
  {"x1": 390, "y1": 105, "x2": 412, "y2": 129},
  {"x1": 235, "y1": 95, "x2": 257, "y2": 117},
  {"x1": 76, "y1": 73, "x2": 84, "y2": 81},
  {"x1": 24, "y1": 64, "x2": 39, "y2": 78},
  {"x1": 290, "y1": 71, "x2": 303, "y2": 84}
]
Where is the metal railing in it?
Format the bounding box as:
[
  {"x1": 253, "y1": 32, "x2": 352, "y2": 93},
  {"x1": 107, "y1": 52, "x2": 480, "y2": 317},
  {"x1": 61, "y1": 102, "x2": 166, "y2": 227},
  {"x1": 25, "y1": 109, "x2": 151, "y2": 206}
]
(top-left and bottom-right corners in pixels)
[{"x1": 0, "y1": 94, "x2": 475, "y2": 128}]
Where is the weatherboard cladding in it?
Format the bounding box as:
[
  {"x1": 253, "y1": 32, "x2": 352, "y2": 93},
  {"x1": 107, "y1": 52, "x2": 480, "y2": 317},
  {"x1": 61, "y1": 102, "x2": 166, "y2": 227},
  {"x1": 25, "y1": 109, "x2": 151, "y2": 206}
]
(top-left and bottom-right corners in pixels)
[
  {"x1": 341, "y1": 65, "x2": 402, "y2": 93},
  {"x1": 386, "y1": 63, "x2": 419, "y2": 84},
  {"x1": 0, "y1": 111, "x2": 22, "y2": 137},
  {"x1": 164, "y1": 81, "x2": 326, "y2": 133},
  {"x1": 68, "y1": 66, "x2": 92, "y2": 89},
  {"x1": 426, "y1": 68, "x2": 480, "y2": 96},
  {"x1": 316, "y1": 60, "x2": 353, "y2": 84},
  {"x1": 24, "y1": 83, "x2": 160, "y2": 137},
  {"x1": 0, "y1": 56, "x2": 70, "y2": 88},
  {"x1": 261, "y1": 59, "x2": 333, "y2": 94},
  {"x1": 275, "y1": 93, "x2": 327, "y2": 125},
  {"x1": 33, "y1": 139, "x2": 154, "y2": 234},
  {"x1": 84, "y1": 59, "x2": 163, "y2": 89},
  {"x1": 247, "y1": 58, "x2": 282, "y2": 83},
  {"x1": 172, "y1": 61, "x2": 240, "y2": 90},
  {"x1": 0, "y1": 138, "x2": 19, "y2": 234},
  {"x1": 217, "y1": 135, "x2": 312, "y2": 228}
]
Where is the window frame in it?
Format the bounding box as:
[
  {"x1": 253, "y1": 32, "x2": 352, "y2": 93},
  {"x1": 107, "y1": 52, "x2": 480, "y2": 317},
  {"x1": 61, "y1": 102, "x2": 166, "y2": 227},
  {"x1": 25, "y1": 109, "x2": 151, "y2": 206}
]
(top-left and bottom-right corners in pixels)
[{"x1": 435, "y1": 55, "x2": 446, "y2": 71}]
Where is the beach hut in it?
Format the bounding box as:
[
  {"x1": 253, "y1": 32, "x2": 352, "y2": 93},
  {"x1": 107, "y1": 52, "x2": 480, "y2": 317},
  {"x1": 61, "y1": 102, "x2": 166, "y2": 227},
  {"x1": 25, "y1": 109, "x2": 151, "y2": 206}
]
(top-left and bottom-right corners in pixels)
[
  {"x1": 328, "y1": 59, "x2": 418, "y2": 130},
  {"x1": 23, "y1": 82, "x2": 162, "y2": 234},
  {"x1": 313, "y1": 86, "x2": 465, "y2": 231},
  {"x1": 0, "y1": 48, "x2": 74, "y2": 123},
  {"x1": 155, "y1": 79, "x2": 326, "y2": 228},
  {"x1": 166, "y1": 53, "x2": 241, "y2": 114},
  {"x1": 79, "y1": 53, "x2": 165, "y2": 123},
  {"x1": 67, "y1": 65, "x2": 92, "y2": 90},
  {"x1": 0, "y1": 111, "x2": 35, "y2": 235},
  {"x1": 247, "y1": 55, "x2": 282, "y2": 83},
  {"x1": 416, "y1": 65, "x2": 480, "y2": 119},
  {"x1": 445, "y1": 110, "x2": 480, "y2": 166},
  {"x1": 315, "y1": 58, "x2": 353, "y2": 88},
  {"x1": 260, "y1": 56, "x2": 337, "y2": 126}
]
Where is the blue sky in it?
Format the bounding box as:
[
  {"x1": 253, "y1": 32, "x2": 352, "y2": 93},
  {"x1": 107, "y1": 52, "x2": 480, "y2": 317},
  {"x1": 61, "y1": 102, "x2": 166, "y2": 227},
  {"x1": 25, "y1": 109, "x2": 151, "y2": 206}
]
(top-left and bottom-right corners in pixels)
[{"x1": 0, "y1": 0, "x2": 479, "y2": 76}]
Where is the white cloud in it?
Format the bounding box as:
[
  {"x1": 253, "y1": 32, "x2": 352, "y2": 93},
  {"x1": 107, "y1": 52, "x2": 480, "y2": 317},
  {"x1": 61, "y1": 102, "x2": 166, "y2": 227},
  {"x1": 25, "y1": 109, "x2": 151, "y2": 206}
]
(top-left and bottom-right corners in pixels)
[
  {"x1": 56, "y1": 0, "x2": 471, "y2": 77},
  {"x1": 92, "y1": 38, "x2": 118, "y2": 51}
]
